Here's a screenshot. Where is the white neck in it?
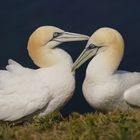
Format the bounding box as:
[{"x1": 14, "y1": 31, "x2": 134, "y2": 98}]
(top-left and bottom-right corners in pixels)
[
  {"x1": 28, "y1": 46, "x2": 73, "y2": 70},
  {"x1": 85, "y1": 47, "x2": 123, "y2": 83}
]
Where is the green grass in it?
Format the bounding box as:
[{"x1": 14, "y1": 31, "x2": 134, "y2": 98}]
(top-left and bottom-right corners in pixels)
[{"x1": 0, "y1": 110, "x2": 140, "y2": 140}]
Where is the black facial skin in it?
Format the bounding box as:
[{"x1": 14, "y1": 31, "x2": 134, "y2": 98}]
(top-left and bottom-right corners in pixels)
[
  {"x1": 53, "y1": 32, "x2": 63, "y2": 39},
  {"x1": 85, "y1": 44, "x2": 103, "y2": 59},
  {"x1": 86, "y1": 44, "x2": 102, "y2": 50},
  {"x1": 49, "y1": 32, "x2": 63, "y2": 43}
]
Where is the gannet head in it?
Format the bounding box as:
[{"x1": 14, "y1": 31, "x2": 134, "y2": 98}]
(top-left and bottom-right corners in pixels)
[
  {"x1": 72, "y1": 27, "x2": 125, "y2": 71},
  {"x1": 28, "y1": 26, "x2": 89, "y2": 49},
  {"x1": 27, "y1": 26, "x2": 89, "y2": 67}
]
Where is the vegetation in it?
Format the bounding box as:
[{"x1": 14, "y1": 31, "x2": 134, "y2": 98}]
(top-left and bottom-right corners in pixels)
[{"x1": 0, "y1": 110, "x2": 140, "y2": 140}]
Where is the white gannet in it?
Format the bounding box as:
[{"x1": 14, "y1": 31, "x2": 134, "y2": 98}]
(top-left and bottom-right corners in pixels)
[
  {"x1": 72, "y1": 27, "x2": 140, "y2": 111},
  {"x1": 0, "y1": 26, "x2": 89, "y2": 121}
]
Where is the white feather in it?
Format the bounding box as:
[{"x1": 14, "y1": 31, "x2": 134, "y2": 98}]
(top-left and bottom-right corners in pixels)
[{"x1": 0, "y1": 59, "x2": 74, "y2": 121}]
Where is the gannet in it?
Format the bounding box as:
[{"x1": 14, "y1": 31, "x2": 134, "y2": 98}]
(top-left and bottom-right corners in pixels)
[
  {"x1": 0, "y1": 26, "x2": 89, "y2": 121},
  {"x1": 72, "y1": 27, "x2": 140, "y2": 111}
]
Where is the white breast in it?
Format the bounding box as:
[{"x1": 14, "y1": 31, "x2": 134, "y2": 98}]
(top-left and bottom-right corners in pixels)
[{"x1": 83, "y1": 70, "x2": 140, "y2": 111}]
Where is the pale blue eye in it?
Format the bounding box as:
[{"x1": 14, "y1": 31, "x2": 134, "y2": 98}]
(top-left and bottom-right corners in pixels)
[
  {"x1": 87, "y1": 44, "x2": 102, "y2": 50},
  {"x1": 53, "y1": 32, "x2": 62, "y2": 38}
]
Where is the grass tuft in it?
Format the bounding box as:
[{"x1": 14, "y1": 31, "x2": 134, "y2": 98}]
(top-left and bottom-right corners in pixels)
[{"x1": 0, "y1": 110, "x2": 140, "y2": 140}]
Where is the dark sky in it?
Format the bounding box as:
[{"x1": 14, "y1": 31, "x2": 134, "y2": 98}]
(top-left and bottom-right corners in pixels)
[{"x1": 0, "y1": 0, "x2": 140, "y2": 115}]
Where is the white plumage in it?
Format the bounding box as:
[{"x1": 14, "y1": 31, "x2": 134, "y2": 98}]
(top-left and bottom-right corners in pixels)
[
  {"x1": 0, "y1": 26, "x2": 89, "y2": 121},
  {"x1": 72, "y1": 27, "x2": 140, "y2": 111}
]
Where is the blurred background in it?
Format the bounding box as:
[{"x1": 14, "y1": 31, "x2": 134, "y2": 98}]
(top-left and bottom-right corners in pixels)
[{"x1": 0, "y1": 0, "x2": 140, "y2": 115}]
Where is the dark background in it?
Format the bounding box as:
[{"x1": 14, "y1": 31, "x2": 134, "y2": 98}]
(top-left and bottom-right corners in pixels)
[{"x1": 0, "y1": 0, "x2": 140, "y2": 115}]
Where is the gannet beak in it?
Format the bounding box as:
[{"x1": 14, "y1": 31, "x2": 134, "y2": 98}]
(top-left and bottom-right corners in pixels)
[
  {"x1": 54, "y1": 32, "x2": 89, "y2": 42},
  {"x1": 72, "y1": 44, "x2": 101, "y2": 71}
]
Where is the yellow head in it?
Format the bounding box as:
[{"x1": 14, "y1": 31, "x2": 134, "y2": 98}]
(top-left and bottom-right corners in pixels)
[
  {"x1": 27, "y1": 26, "x2": 89, "y2": 67},
  {"x1": 72, "y1": 27, "x2": 125, "y2": 71}
]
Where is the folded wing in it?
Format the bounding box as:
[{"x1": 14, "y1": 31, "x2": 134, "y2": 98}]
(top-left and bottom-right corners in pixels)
[{"x1": 0, "y1": 59, "x2": 51, "y2": 121}]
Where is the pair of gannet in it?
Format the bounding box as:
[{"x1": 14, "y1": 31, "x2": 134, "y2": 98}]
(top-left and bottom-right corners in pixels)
[
  {"x1": 1, "y1": 26, "x2": 140, "y2": 121},
  {"x1": 0, "y1": 26, "x2": 89, "y2": 121},
  {"x1": 72, "y1": 27, "x2": 140, "y2": 111}
]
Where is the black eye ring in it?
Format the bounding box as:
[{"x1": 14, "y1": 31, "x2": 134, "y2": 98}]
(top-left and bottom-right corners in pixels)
[
  {"x1": 88, "y1": 44, "x2": 95, "y2": 49},
  {"x1": 87, "y1": 44, "x2": 102, "y2": 50},
  {"x1": 53, "y1": 32, "x2": 63, "y2": 38}
]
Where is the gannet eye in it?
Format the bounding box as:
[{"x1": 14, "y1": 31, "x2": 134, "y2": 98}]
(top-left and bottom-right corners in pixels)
[
  {"x1": 88, "y1": 44, "x2": 95, "y2": 49},
  {"x1": 87, "y1": 44, "x2": 102, "y2": 50},
  {"x1": 53, "y1": 32, "x2": 63, "y2": 38},
  {"x1": 86, "y1": 44, "x2": 97, "y2": 50}
]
